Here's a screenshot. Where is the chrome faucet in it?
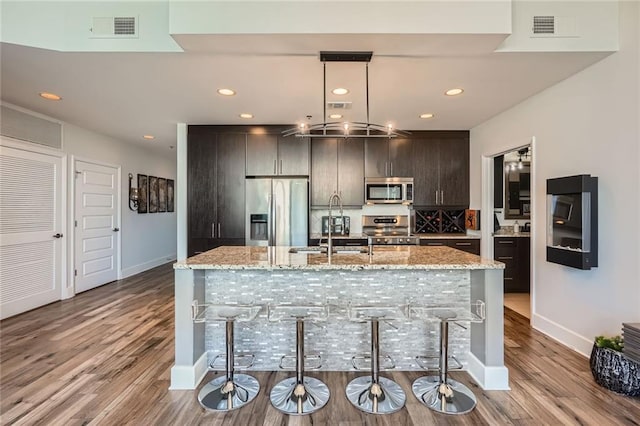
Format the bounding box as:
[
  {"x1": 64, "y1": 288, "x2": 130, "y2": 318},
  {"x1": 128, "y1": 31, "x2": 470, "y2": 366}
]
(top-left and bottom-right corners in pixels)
[{"x1": 327, "y1": 191, "x2": 344, "y2": 261}]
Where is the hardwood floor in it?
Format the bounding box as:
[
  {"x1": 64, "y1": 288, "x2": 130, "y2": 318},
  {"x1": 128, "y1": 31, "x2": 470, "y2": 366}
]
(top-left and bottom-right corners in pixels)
[
  {"x1": 503, "y1": 293, "x2": 531, "y2": 319},
  {"x1": 1, "y1": 263, "x2": 639, "y2": 425}
]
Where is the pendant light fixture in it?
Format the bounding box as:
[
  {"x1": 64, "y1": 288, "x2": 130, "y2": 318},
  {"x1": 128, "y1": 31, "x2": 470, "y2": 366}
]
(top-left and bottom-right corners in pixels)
[{"x1": 283, "y1": 51, "x2": 409, "y2": 139}]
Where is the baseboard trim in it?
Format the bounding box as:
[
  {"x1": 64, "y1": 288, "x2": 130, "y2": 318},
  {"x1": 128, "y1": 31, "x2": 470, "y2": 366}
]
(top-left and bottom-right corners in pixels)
[
  {"x1": 466, "y1": 352, "x2": 510, "y2": 390},
  {"x1": 169, "y1": 352, "x2": 209, "y2": 390},
  {"x1": 531, "y1": 313, "x2": 592, "y2": 357},
  {"x1": 121, "y1": 254, "x2": 177, "y2": 280}
]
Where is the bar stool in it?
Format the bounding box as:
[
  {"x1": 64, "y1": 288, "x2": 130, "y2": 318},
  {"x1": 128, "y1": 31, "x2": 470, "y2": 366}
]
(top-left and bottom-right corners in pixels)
[
  {"x1": 268, "y1": 304, "x2": 330, "y2": 415},
  {"x1": 193, "y1": 303, "x2": 262, "y2": 412},
  {"x1": 345, "y1": 304, "x2": 407, "y2": 415},
  {"x1": 407, "y1": 300, "x2": 485, "y2": 415}
]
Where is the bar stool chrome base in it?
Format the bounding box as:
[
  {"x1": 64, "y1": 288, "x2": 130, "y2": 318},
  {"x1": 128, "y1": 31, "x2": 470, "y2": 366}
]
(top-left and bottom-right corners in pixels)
[
  {"x1": 198, "y1": 373, "x2": 260, "y2": 412},
  {"x1": 412, "y1": 376, "x2": 477, "y2": 415},
  {"x1": 270, "y1": 376, "x2": 330, "y2": 415},
  {"x1": 346, "y1": 376, "x2": 406, "y2": 415}
]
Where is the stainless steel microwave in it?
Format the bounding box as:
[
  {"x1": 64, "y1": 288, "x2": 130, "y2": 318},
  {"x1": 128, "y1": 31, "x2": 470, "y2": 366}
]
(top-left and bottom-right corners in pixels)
[{"x1": 365, "y1": 177, "x2": 414, "y2": 204}]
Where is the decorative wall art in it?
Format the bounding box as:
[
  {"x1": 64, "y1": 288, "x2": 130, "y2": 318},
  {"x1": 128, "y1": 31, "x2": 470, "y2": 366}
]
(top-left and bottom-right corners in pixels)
[
  {"x1": 167, "y1": 179, "x2": 174, "y2": 212},
  {"x1": 465, "y1": 209, "x2": 480, "y2": 230},
  {"x1": 135, "y1": 174, "x2": 174, "y2": 214},
  {"x1": 148, "y1": 176, "x2": 159, "y2": 213},
  {"x1": 137, "y1": 174, "x2": 148, "y2": 213},
  {"x1": 158, "y1": 178, "x2": 167, "y2": 212}
]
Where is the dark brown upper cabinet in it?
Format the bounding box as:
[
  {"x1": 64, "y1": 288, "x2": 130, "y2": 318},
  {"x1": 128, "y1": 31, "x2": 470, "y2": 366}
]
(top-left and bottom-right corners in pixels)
[
  {"x1": 187, "y1": 126, "x2": 246, "y2": 256},
  {"x1": 412, "y1": 132, "x2": 469, "y2": 208},
  {"x1": 311, "y1": 138, "x2": 364, "y2": 208},
  {"x1": 364, "y1": 138, "x2": 413, "y2": 177},
  {"x1": 246, "y1": 133, "x2": 309, "y2": 176}
]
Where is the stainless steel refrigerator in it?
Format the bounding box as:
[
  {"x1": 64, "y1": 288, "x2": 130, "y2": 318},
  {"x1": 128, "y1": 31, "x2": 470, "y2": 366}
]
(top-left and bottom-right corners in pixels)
[{"x1": 245, "y1": 178, "x2": 308, "y2": 246}]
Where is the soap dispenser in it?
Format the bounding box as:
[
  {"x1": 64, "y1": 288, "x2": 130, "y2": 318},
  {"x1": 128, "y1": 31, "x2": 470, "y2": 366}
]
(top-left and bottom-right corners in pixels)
[{"x1": 513, "y1": 221, "x2": 520, "y2": 233}]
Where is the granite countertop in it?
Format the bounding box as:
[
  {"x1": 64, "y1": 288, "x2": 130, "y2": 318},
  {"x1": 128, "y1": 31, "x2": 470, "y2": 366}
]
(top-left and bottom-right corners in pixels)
[
  {"x1": 174, "y1": 246, "x2": 504, "y2": 271},
  {"x1": 309, "y1": 233, "x2": 369, "y2": 240},
  {"x1": 309, "y1": 233, "x2": 480, "y2": 240},
  {"x1": 414, "y1": 233, "x2": 480, "y2": 240},
  {"x1": 493, "y1": 230, "x2": 531, "y2": 238}
]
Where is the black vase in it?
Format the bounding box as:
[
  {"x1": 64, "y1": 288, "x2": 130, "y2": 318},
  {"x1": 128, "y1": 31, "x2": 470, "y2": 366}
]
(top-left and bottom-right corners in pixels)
[{"x1": 589, "y1": 344, "x2": 640, "y2": 397}]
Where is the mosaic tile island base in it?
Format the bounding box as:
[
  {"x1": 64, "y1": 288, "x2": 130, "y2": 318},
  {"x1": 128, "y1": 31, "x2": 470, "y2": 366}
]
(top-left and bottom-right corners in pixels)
[{"x1": 172, "y1": 246, "x2": 508, "y2": 391}]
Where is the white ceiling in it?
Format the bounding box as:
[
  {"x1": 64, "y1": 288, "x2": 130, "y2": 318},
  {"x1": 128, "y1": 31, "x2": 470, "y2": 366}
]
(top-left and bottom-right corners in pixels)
[{"x1": 0, "y1": 34, "x2": 610, "y2": 156}]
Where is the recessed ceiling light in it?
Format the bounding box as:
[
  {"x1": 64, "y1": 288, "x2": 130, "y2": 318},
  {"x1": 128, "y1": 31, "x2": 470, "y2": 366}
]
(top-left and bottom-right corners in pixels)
[
  {"x1": 39, "y1": 92, "x2": 62, "y2": 101},
  {"x1": 419, "y1": 113, "x2": 434, "y2": 119},
  {"x1": 329, "y1": 114, "x2": 342, "y2": 119},
  {"x1": 217, "y1": 88, "x2": 236, "y2": 96},
  {"x1": 143, "y1": 135, "x2": 155, "y2": 140},
  {"x1": 239, "y1": 113, "x2": 253, "y2": 119},
  {"x1": 332, "y1": 88, "x2": 349, "y2": 95},
  {"x1": 445, "y1": 88, "x2": 464, "y2": 96}
]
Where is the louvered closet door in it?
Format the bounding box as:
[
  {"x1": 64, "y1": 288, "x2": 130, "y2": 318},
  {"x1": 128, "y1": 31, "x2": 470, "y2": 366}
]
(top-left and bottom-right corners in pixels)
[
  {"x1": 0, "y1": 145, "x2": 63, "y2": 319},
  {"x1": 74, "y1": 160, "x2": 118, "y2": 293}
]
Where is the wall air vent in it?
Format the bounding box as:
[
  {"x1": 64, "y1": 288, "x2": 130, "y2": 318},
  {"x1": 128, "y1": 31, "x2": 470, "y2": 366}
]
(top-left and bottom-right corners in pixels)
[
  {"x1": 327, "y1": 101, "x2": 352, "y2": 110},
  {"x1": 90, "y1": 16, "x2": 138, "y2": 38},
  {"x1": 533, "y1": 16, "x2": 555, "y2": 34},
  {"x1": 0, "y1": 105, "x2": 63, "y2": 149}
]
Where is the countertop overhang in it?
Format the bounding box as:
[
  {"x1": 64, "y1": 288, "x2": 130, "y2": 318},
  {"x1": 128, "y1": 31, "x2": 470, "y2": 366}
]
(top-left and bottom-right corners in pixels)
[{"x1": 174, "y1": 246, "x2": 504, "y2": 271}]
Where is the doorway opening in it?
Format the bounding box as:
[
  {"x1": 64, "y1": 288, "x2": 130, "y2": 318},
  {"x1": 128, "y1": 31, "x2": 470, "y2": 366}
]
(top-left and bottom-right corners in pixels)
[{"x1": 482, "y1": 138, "x2": 535, "y2": 323}]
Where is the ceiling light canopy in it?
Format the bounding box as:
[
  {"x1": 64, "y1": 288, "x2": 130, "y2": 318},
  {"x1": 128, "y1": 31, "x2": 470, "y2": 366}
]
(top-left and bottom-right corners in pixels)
[
  {"x1": 39, "y1": 92, "x2": 62, "y2": 101},
  {"x1": 217, "y1": 88, "x2": 236, "y2": 96},
  {"x1": 239, "y1": 113, "x2": 253, "y2": 119},
  {"x1": 283, "y1": 51, "x2": 409, "y2": 139},
  {"x1": 420, "y1": 113, "x2": 434, "y2": 119},
  {"x1": 445, "y1": 88, "x2": 464, "y2": 96}
]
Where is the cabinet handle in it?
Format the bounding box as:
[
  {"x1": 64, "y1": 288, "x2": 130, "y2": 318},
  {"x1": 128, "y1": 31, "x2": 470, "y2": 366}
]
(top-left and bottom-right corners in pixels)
[
  {"x1": 441, "y1": 190, "x2": 444, "y2": 205},
  {"x1": 427, "y1": 242, "x2": 445, "y2": 246},
  {"x1": 455, "y1": 242, "x2": 471, "y2": 246},
  {"x1": 218, "y1": 223, "x2": 221, "y2": 238},
  {"x1": 211, "y1": 223, "x2": 215, "y2": 238},
  {"x1": 112, "y1": 228, "x2": 120, "y2": 232},
  {"x1": 498, "y1": 240, "x2": 514, "y2": 244},
  {"x1": 53, "y1": 233, "x2": 63, "y2": 238},
  {"x1": 504, "y1": 278, "x2": 514, "y2": 281},
  {"x1": 390, "y1": 162, "x2": 393, "y2": 176},
  {"x1": 273, "y1": 159, "x2": 277, "y2": 174},
  {"x1": 280, "y1": 159, "x2": 283, "y2": 174},
  {"x1": 497, "y1": 256, "x2": 514, "y2": 260},
  {"x1": 435, "y1": 191, "x2": 439, "y2": 204}
]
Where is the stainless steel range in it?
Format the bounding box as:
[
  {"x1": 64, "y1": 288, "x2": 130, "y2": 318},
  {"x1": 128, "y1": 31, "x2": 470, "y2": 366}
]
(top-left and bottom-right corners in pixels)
[{"x1": 362, "y1": 215, "x2": 419, "y2": 245}]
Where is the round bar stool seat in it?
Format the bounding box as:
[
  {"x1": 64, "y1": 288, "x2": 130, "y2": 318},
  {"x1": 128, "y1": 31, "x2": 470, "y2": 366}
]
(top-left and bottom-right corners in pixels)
[
  {"x1": 196, "y1": 304, "x2": 261, "y2": 412},
  {"x1": 268, "y1": 304, "x2": 330, "y2": 416},
  {"x1": 407, "y1": 302, "x2": 485, "y2": 415},
  {"x1": 345, "y1": 304, "x2": 407, "y2": 415}
]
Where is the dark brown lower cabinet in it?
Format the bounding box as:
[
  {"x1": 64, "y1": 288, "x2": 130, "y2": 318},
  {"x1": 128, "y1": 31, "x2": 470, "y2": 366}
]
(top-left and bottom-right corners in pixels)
[
  {"x1": 494, "y1": 236, "x2": 530, "y2": 293},
  {"x1": 189, "y1": 238, "x2": 246, "y2": 256},
  {"x1": 419, "y1": 238, "x2": 480, "y2": 255}
]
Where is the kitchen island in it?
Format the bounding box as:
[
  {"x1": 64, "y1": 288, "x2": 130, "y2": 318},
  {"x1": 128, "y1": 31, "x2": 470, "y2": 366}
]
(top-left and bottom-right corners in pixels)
[{"x1": 171, "y1": 246, "x2": 508, "y2": 391}]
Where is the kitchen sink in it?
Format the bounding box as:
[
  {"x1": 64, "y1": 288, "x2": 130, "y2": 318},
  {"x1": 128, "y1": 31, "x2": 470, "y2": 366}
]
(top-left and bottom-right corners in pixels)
[{"x1": 288, "y1": 246, "x2": 368, "y2": 254}]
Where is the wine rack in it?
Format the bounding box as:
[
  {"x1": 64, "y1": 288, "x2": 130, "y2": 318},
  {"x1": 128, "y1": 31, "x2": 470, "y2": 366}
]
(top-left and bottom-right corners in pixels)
[{"x1": 414, "y1": 209, "x2": 466, "y2": 234}]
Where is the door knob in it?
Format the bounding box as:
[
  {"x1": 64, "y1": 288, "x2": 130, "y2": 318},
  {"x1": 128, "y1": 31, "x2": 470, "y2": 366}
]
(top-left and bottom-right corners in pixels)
[
  {"x1": 53, "y1": 233, "x2": 63, "y2": 238},
  {"x1": 113, "y1": 228, "x2": 120, "y2": 232}
]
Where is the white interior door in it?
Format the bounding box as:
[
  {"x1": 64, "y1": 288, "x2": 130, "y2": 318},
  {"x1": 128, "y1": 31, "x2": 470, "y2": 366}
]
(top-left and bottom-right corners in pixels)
[
  {"x1": 74, "y1": 160, "x2": 119, "y2": 293},
  {"x1": 0, "y1": 144, "x2": 64, "y2": 319}
]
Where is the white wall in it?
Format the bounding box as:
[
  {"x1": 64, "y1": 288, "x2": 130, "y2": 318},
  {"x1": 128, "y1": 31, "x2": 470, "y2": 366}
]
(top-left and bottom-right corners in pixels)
[
  {"x1": 64, "y1": 123, "x2": 177, "y2": 278},
  {"x1": 470, "y1": 2, "x2": 639, "y2": 356}
]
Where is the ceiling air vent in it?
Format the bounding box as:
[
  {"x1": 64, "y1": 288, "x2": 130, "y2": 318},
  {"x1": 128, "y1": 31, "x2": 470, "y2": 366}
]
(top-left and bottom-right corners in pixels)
[
  {"x1": 90, "y1": 16, "x2": 138, "y2": 38},
  {"x1": 327, "y1": 101, "x2": 352, "y2": 110},
  {"x1": 532, "y1": 16, "x2": 555, "y2": 34}
]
